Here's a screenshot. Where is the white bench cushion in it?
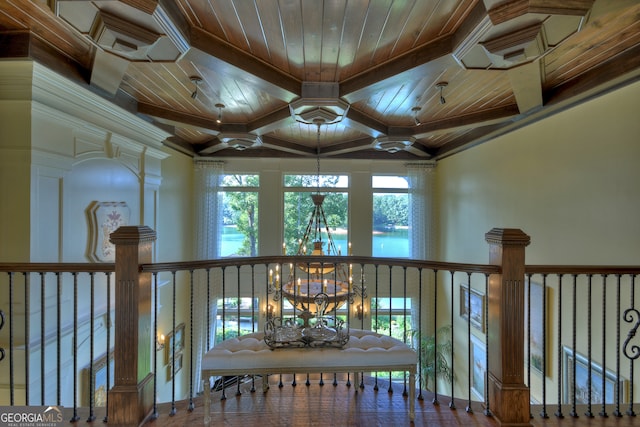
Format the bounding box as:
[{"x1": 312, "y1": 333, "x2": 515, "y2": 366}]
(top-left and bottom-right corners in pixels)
[{"x1": 201, "y1": 329, "x2": 417, "y2": 372}]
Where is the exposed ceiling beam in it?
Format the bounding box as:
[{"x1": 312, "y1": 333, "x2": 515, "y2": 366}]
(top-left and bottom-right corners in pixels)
[
  {"x1": 339, "y1": 35, "x2": 455, "y2": 102},
  {"x1": 247, "y1": 105, "x2": 294, "y2": 135},
  {"x1": 188, "y1": 27, "x2": 300, "y2": 102},
  {"x1": 413, "y1": 104, "x2": 520, "y2": 138},
  {"x1": 260, "y1": 135, "x2": 317, "y2": 157},
  {"x1": 138, "y1": 102, "x2": 220, "y2": 135},
  {"x1": 487, "y1": 0, "x2": 595, "y2": 25},
  {"x1": 319, "y1": 137, "x2": 374, "y2": 156},
  {"x1": 342, "y1": 108, "x2": 388, "y2": 137}
]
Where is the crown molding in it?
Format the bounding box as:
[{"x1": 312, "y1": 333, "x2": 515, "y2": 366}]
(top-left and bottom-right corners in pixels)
[{"x1": 0, "y1": 61, "x2": 171, "y2": 153}]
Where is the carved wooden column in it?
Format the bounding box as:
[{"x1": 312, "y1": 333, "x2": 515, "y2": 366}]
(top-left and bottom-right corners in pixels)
[
  {"x1": 485, "y1": 228, "x2": 531, "y2": 426},
  {"x1": 108, "y1": 226, "x2": 156, "y2": 426}
]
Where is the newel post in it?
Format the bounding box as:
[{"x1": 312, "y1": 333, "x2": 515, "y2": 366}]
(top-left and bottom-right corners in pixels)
[
  {"x1": 485, "y1": 228, "x2": 531, "y2": 426},
  {"x1": 108, "y1": 226, "x2": 156, "y2": 426}
]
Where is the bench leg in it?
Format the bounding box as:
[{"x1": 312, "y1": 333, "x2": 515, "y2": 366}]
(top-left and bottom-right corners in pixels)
[
  {"x1": 203, "y1": 378, "x2": 211, "y2": 427},
  {"x1": 409, "y1": 372, "x2": 415, "y2": 421},
  {"x1": 262, "y1": 374, "x2": 269, "y2": 392}
]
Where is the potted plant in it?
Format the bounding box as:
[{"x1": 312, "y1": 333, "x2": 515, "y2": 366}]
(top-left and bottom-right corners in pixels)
[{"x1": 412, "y1": 325, "x2": 453, "y2": 391}]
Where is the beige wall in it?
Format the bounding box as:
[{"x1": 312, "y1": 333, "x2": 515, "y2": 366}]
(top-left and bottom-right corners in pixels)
[
  {"x1": 436, "y1": 80, "x2": 640, "y2": 265},
  {"x1": 435, "y1": 80, "x2": 640, "y2": 401}
]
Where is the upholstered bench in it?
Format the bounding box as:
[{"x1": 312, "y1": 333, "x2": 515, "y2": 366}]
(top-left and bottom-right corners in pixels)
[{"x1": 202, "y1": 329, "x2": 417, "y2": 424}]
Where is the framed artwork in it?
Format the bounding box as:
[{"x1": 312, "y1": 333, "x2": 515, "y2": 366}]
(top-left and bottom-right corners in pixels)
[
  {"x1": 525, "y1": 281, "x2": 545, "y2": 374},
  {"x1": 459, "y1": 285, "x2": 485, "y2": 332},
  {"x1": 562, "y1": 346, "x2": 627, "y2": 404},
  {"x1": 471, "y1": 334, "x2": 486, "y2": 400},
  {"x1": 167, "y1": 352, "x2": 183, "y2": 381},
  {"x1": 82, "y1": 351, "x2": 114, "y2": 407},
  {"x1": 164, "y1": 322, "x2": 185, "y2": 364},
  {"x1": 86, "y1": 201, "x2": 130, "y2": 262}
]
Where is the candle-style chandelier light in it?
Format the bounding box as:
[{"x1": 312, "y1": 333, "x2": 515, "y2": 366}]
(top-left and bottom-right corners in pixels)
[{"x1": 268, "y1": 118, "x2": 366, "y2": 318}]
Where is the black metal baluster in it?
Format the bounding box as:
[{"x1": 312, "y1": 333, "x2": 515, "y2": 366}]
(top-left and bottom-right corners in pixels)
[
  {"x1": 73, "y1": 272, "x2": 82, "y2": 422},
  {"x1": 152, "y1": 272, "x2": 159, "y2": 420},
  {"x1": 627, "y1": 274, "x2": 636, "y2": 417},
  {"x1": 526, "y1": 274, "x2": 532, "y2": 419},
  {"x1": 388, "y1": 264, "x2": 393, "y2": 394},
  {"x1": 250, "y1": 264, "x2": 256, "y2": 393},
  {"x1": 433, "y1": 269, "x2": 439, "y2": 406},
  {"x1": 190, "y1": 269, "x2": 196, "y2": 409},
  {"x1": 23, "y1": 272, "x2": 29, "y2": 406},
  {"x1": 614, "y1": 274, "x2": 622, "y2": 417},
  {"x1": 417, "y1": 267, "x2": 423, "y2": 401},
  {"x1": 570, "y1": 274, "x2": 578, "y2": 418},
  {"x1": 104, "y1": 272, "x2": 111, "y2": 423},
  {"x1": 554, "y1": 274, "x2": 564, "y2": 418},
  {"x1": 56, "y1": 272, "x2": 61, "y2": 407},
  {"x1": 8, "y1": 272, "x2": 14, "y2": 406},
  {"x1": 483, "y1": 273, "x2": 491, "y2": 417},
  {"x1": 236, "y1": 266, "x2": 243, "y2": 396},
  {"x1": 599, "y1": 274, "x2": 608, "y2": 418},
  {"x1": 40, "y1": 272, "x2": 45, "y2": 405},
  {"x1": 466, "y1": 272, "x2": 472, "y2": 413},
  {"x1": 449, "y1": 270, "x2": 456, "y2": 410},
  {"x1": 359, "y1": 263, "x2": 366, "y2": 390},
  {"x1": 402, "y1": 266, "x2": 408, "y2": 398},
  {"x1": 79, "y1": 273, "x2": 87, "y2": 422},
  {"x1": 170, "y1": 270, "x2": 177, "y2": 414},
  {"x1": 374, "y1": 264, "x2": 379, "y2": 391},
  {"x1": 86, "y1": 272, "x2": 96, "y2": 422},
  {"x1": 539, "y1": 274, "x2": 548, "y2": 419},
  {"x1": 585, "y1": 274, "x2": 594, "y2": 418},
  {"x1": 207, "y1": 268, "x2": 211, "y2": 351}
]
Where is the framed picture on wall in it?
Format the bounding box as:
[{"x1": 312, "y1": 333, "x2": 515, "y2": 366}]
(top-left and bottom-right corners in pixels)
[
  {"x1": 525, "y1": 281, "x2": 545, "y2": 374},
  {"x1": 82, "y1": 351, "x2": 114, "y2": 407},
  {"x1": 562, "y1": 346, "x2": 628, "y2": 404},
  {"x1": 459, "y1": 285, "x2": 485, "y2": 332},
  {"x1": 86, "y1": 201, "x2": 130, "y2": 262},
  {"x1": 167, "y1": 352, "x2": 183, "y2": 381},
  {"x1": 471, "y1": 334, "x2": 486, "y2": 400},
  {"x1": 164, "y1": 322, "x2": 185, "y2": 364}
]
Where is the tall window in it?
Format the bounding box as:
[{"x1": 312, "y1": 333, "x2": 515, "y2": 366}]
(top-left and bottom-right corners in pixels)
[
  {"x1": 283, "y1": 174, "x2": 349, "y2": 255},
  {"x1": 372, "y1": 176, "x2": 409, "y2": 257},
  {"x1": 220, "y1": 174, "x2": 259, "y2": 256}
]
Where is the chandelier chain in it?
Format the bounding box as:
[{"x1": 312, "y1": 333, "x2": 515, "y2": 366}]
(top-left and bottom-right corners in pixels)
[{"x1": 316, "y1": 122, "x2": 321, "y2": 192}]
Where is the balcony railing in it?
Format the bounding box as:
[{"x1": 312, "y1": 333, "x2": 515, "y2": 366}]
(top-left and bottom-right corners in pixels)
[{"x1": 0, "y1": 227, "x2": 638, "y2": 426}]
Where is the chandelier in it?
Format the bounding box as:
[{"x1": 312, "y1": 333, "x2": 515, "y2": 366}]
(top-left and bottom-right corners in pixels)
[{"x1": 269, "y1": 118, "x2": 366, "y2": 318}]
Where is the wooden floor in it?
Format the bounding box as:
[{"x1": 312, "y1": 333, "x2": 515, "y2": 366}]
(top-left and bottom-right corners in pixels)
[
  {"x1": 145, "y1": 375, "x2": 638, "y2": 427},
  {"x1": 65, "y1": 375, "x2": 638, "y2": 426}
]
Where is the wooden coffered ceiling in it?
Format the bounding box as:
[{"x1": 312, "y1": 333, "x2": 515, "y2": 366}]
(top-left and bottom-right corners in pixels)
[{"x1": 1, "y1": 0, "x2": 639, "y2": 160}]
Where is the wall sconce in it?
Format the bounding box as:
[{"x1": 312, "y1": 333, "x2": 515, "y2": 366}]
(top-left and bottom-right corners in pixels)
[
  {"x1": 356, "y1": 304, "x2": 365, "y2": 320},
  {"x1": 156, "y1": 333, "x2": 165, "y2": 351}
]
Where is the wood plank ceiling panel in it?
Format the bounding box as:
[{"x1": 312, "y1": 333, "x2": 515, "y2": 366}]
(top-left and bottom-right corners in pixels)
[
  {"x1": 0, "y1": 1, "x2": 94, "y2": 68},
  {"x1": 334, "y1": 0, "x2": 371, "y2": 81},
  {"x1": 254, "y1": 0, "x2": 291, "y2": 75},
  {"x1": 543, "y1": 3, "x2": 640, "y2": 89},
  {"x1": 318, "y1": 0, "x2": 345, "y2": 82},
  {"x1": 2, "y1": 0, "x2": 638, "y2": 160}
]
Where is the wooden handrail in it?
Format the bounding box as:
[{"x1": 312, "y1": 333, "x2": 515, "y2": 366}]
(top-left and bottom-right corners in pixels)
[
  {"x1": 525, "y1": 265, "x2": 640, "y2": 275},
  {"x1": 0, "y1": 263, "x2": 114, "y2": 273},
  {"x1": 139, "y1": 256, "x2": 501, "y2": 275}
]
